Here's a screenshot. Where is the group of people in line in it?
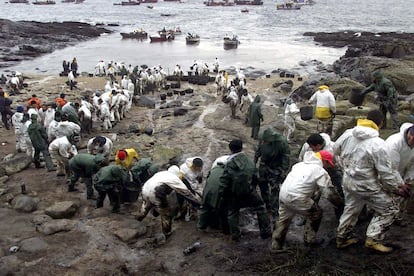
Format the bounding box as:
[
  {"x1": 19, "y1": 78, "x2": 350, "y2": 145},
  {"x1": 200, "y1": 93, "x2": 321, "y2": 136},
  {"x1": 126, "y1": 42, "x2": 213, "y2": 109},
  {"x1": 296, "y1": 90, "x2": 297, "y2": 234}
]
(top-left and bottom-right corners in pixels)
[{"x1": 0, "y1": 64, "x2": 410, "y2": 254}]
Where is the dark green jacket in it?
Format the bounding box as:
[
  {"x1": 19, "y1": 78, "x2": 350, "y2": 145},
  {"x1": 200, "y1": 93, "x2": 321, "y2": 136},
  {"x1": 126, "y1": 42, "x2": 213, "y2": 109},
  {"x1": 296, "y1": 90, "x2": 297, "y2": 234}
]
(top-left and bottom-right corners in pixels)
[
  {"x1": 255, "y1": 128, "x2": 290, "y2": 171},
  {"x1": 365, "y1": 71, "x2": 396, "y2": 100},
  {"x1": 27, "y1": 120, "x2": 48, "y2": 150},
  {"x1": 219, "y1": 153, "x2": 257, "y2": 198},
  {"x1": 202, "y1": 163, "x2": 226, "y2": 208},
  {"x1": 69, "y1": 153, "x2": 105, "y2": 177},
  {"x1": 93, "y1": 165, "x2": 128, "y2": 191},
  {"x1": 248, "y1": 95, "x2": 263, "y2": 127},
  {"x1": 130, "y1": 158, "x2": 159, "y2": 185}
]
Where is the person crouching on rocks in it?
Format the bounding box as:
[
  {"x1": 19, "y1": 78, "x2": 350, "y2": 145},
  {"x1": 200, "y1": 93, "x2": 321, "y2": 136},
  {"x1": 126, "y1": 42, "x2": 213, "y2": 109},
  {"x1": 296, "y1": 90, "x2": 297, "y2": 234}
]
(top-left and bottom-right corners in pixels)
[
  {"x1": 136, "y1": 165, "x2": 201, "y2": 237},
  {"x1": 94, "y1": 164, "x2": 129, "y2": 214},
  {"x1": 48, "y1": 133, "x2": 80, "y2": 177},
  {"x1": 68, "y1": 153, "x2": 107, "y2": 200}
]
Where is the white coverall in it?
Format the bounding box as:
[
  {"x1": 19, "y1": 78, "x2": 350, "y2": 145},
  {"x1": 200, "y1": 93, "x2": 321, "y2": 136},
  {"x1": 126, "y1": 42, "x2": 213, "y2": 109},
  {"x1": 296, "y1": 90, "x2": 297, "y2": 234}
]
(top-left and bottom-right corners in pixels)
[
  {"x1": 333, "y1": 119, "x2": 403, "y2": 241},
  {"x1": 87, "y1": 136, "x2": 113, "y2": 157},
  {"x1": 179, "y1": 157, "x2": 204, "y2": 192},
  {"x1": 138, "y1": 167, "x2": 201, "y2": 236},
  {"x1": 12, "y1": 112, "x2": 24, "y2": 152},
  {"x1": 308, "y1": 87, "x2": 336, "y2": 135},
  {"x1": 386, "y1": 122, "x2": 414, "y2": 221},
  {"x1": 49, "y1": 136, "x2": 78, "y2": 176},
  {"x1": 298, "y1": 133, "x2": 334, "y2": 162},
  {"x1": 283, "y1": 99, "x2": 300, "y2": 143}
]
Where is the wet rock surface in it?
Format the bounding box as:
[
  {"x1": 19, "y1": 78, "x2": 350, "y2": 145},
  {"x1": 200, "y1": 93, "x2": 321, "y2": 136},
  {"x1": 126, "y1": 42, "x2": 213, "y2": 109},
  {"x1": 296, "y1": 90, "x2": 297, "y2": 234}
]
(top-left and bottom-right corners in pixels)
[{"x1": 0, "y1": 19, "x2": 111, "y2": 68}]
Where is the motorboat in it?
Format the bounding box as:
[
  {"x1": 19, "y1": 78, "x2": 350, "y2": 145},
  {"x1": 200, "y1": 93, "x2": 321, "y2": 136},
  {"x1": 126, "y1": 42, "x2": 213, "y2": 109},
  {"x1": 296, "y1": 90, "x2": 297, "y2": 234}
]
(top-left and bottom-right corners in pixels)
[
  {"x1": 32, "y1": 0, "x2": 56, "y2": 4},
  {"x1": 114, "y1": 0, "x2": 140, "y2": 5},
  {"x1": 186, "y1": 33, "x2": 200, "y2": 45},
  {"x1": 241, "y1": 8, "x2": 249, "y2": 12},
  {"x1": 150, "y1": 29, "x2": 175, "y2": 42},
  {"x1": 276, "y1": 2, "x2": 300, "y2": 10},
  {"x1": 9, "y1": 0, "x2": 29, "y2": 3},
  {"x1": 204, "y1": 0, "x2": 234, "y2": 6},
  {"x1": 121, "y1": 29, "x2": 148, "y2": 39},
  {"x1": 223, "y1": 35, "x2": 239, "y2": 49},
  {"x1": 235, "y1": 0, "x2": 262, "y2": 5}
]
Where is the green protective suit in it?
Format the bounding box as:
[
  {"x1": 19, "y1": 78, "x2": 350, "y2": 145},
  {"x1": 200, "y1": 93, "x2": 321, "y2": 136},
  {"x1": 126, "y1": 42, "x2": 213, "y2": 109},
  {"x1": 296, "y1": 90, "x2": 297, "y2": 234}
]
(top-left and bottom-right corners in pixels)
[
  {"x1": 248, "y1": 95, "x2": 263, "y2": 139},
  {"x1": 93, "y1": 165, "x2": 128, "y2": 191},
  {"x1": 94, "y1": 165, "x2": 129, "y2": 212},
  {"x1": 69, "y1": 153, "x2": 105, "y2": 198},
  {"x1": 28, "y1": 119, "x2": 48, "y2": 151},
  {"x1": 219, "y1": 152, "x2": 271, "y2": 240},
  {"x1": 130, "y1": 158, "x2": 159, "y2": 186},
  {"x1": 364, "y1": 70, "x2": 398, "y2": 129},
  {"x1": 198, "y1": 163, "x2": 229, "y2": 232},
  {"x1": 255, "y1": 127, "x2": 291, "y2": 216},
  {"x1": 27, "y1": 118, "x2": 54, "y2": 170}
]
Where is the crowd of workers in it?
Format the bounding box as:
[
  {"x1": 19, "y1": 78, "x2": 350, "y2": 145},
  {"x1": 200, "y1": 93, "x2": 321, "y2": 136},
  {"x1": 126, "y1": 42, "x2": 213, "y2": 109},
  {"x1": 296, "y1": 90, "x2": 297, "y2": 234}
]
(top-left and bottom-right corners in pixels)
[{"x1": 0, "y1": 63, "x2": 411, "y2": 254}]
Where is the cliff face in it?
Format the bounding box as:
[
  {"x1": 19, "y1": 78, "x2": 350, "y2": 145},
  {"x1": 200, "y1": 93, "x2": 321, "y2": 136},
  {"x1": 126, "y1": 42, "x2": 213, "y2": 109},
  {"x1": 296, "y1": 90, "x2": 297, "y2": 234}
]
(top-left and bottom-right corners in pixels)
[{"x1": 0, "y1": 19, "x2": 111, "y2": 68}]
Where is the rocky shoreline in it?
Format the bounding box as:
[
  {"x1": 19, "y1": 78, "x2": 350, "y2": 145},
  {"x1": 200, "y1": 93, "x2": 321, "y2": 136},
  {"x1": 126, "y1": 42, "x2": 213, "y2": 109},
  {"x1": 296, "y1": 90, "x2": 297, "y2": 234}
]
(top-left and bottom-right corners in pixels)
[{"x1": 0, "y1": 19, "x2": 111, "y2": 68}]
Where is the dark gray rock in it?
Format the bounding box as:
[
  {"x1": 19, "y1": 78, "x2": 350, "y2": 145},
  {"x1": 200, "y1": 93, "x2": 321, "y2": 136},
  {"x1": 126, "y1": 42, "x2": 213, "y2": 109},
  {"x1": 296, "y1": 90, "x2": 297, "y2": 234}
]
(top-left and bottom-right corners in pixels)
[
  {"x1": 20, "y1": 237, "x2": 49, "y2": 253},
  {"x1": 36, "y1": 219, "x2": 76, "y2": 235},
  {"x1": 45, "y1": 201, "x2": 79, "y2": 219},
  {"x1": 12, "y1": 195, "x2": 38, "y2": 213},
  {"x1": 136, "y1": 96, "x2": 156, "y2": 109}
]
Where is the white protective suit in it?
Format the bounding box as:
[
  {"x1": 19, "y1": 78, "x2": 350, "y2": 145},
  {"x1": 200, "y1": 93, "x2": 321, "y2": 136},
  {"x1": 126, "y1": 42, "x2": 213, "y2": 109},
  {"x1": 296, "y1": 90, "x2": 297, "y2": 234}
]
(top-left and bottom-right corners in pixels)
[
  {"x1": 47, "y1": 119, "x2": 59, "y2": 142},
  {"x1": 386, "y1": 123, "x2": 414, "y2": 181},
  {"x1": 179, "y1": 157, "x2": 204, "y2": 192},
  {"x1": 283, "y1": 99, "x2": 300, "y2": 143},
  {"x1": 308, "y1": 87, "x2": 336, "y2": 119},
  {"x1": 279, "y1": 151, "x2": 334, "y2": 211},
  {"x1": 56, "y1": 121, "x2": 81, "y2": 138},
  {"x1": 87, "y1": 136, "x2": 113, "y2": 157},
  {"x1": 11, "y1": 112, "x2": 24, "y2": 151},
  {"x1": 20, "y1": 120, "x2": 33, "y2": 156},
  {"x1": 100, "y1": 101, "x2": 112, "y2": 130},
  {"x1": 49, "y1": 136, "x2": 78, "y2": 175},
  {"x1": 298, "y1": 133, "x2": 334, "y2": 161},
  {"x1": 386, "y1": 122, "x2": 414, "y2": 221},
  {"x1": 333, "y1": 119, "x2": 403, "y2": 241},
  {"x1": 43, "y1": 108, "x2": 55, "y2": 130}
]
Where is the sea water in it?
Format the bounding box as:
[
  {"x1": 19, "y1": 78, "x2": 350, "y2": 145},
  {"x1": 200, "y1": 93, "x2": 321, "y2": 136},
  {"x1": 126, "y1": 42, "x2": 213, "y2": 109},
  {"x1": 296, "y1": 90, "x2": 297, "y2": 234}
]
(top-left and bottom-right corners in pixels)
[{"x1": 0, "y1": 0, "x2": 413, "y2": 75}]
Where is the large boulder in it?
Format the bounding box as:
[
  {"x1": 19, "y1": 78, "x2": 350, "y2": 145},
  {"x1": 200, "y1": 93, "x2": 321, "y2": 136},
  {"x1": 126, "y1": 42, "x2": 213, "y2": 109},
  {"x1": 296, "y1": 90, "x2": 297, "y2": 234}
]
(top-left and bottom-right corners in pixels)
[
  {"x1": 12, "y1": 195, "x2": 38, "y2": 213},
  {"x1": 113, "y1": 226, "x2": 147, "y2": 243},
  {"x1": 0, "y1": 153, "x2": 32, "y2": 176},
  {"x1": 19, "y1": 237, "x2": 49, "y2": 253},
  {"x1": 44, "y1": 201, "x2": 80, "y2": 219},
  {"x1": 36, "y1": 219, "x2": 76, "y2": 235}
]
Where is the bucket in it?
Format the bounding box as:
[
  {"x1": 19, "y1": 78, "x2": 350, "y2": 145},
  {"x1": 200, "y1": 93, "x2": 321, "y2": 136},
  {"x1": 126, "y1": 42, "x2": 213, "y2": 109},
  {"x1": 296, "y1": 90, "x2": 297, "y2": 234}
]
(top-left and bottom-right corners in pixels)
[
  {"x1": 122, "y1": 182, "x2": 141, "y2": 203},
  {"x1": 300, "y1": 105, "x2": 313, "y2": 121},
  {"x1": 167, "y1": 91, "x2": 173, "y2": 97},
  {"x1": 160, "y1": 94, "x2": 166, "y2": 100},
  {"x1": 349, "y1": 88, "x2": 365, "y2": 106}
]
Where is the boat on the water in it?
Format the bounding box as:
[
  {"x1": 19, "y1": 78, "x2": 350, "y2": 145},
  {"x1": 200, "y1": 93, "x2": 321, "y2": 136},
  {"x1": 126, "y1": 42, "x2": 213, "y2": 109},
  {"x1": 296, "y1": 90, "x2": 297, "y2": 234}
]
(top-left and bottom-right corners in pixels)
[
  {"x1": 121, "y1": 29, "x2": 148, "y2": 39},
  {"x1": 241, "y1": 7, "x2": 249, "y2": 12},
  {"x1": 114, "y1": 0, "x2": 140, "y2": 5},
  {"x1": 204, "y1": 0, "x2": 234, "y2": 6},
  {"x1": 186, "y1": 33, "x2": 200, "y2": 45},
  {"x1": 140, "y1": 0, "x2": 157, "y2": 3},
  {"x1": 293, "y1": 0, "x2": 315, "y2": 5},
  {"x1": 223, "y1": 35, "x2": 239, "y2": 49},
  {"x1": 9, "y1": 0, "x2": 29, "y2": 3},
  {"x1": 150, "y1": 29, "x2": 175, "y2": 43},
  {"x1": 235, "y1": 0, "x2": 262, "y2": 5},
  {"x1": 32, "y1": 0, "x2": 56, "y2": 4},
  {"x1": 276, "y1": 2, "x2": 300, "y2": 10}
]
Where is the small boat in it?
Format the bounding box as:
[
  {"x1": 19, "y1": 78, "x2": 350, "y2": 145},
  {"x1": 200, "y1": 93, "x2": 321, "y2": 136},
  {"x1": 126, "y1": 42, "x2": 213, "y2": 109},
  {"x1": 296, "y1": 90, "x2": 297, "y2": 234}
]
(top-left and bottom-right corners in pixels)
[
  {"x1": 293, "y1": 0, "x2": 315, "y2": 5},
  {"x1": 170, "y1": 26, "x2": 182, "y2": 35},
  {"x1": 186, "y1": 33, "x2": 200, "y2": 45},
  {"x1": 241, "y1": 7, "x2": 249, "y2": 12},
  {"x1": 114, "y1": 0, "x2": 140, "y2": 5},
  {"x1": 150, "y1": 29, "x2": 175, "y2": 42},
  {"x1": 140, "y1": 0, "x2": 157, "y2": 2},
  {"x1": 75, "y1": 0, "x2": 85, "y2": 3},
  {"x1": 62, "y1": 0, "x2": 75, "y2": 3},
  {"x1": 120, "y1": 29, "x2": 148, "y2": 39},
  {"x1": 146, "y1": 4, "x2": 153, "y2": 8},
  {"x1": 32, "y1": 0, "x2": 56, "y2": 4},
  {"x1": 223, "y1": 35, "x2": 239, "y2": 49},
  {"x1": 276, "y1": 2, "x2": 300, "y2": 10},
  {"x1": 9, "y1": 0, "x2": 29, "y2": 3},
  {"x1": 235, "y1": 0, "x2": 262, "y2": 5},
  {"x1": 204, "y1": 0, "x2": 234, "y2": 6}
]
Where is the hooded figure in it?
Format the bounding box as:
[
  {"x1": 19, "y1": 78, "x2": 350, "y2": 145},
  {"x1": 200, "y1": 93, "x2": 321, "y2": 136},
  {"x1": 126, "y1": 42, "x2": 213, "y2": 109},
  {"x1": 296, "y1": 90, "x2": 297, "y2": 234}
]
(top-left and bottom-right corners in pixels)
[
  {"x1": 333, "y1": 110, "x2": 408, "y2": 253},
  {"x1": 136, "y1": 166, "x2": 201, "y2": 237},
  {"x1": 308, "y1": 85, "x2": 336, "y2": 136},
  {"x1": 68, "y1": 153, "x2": 106, "y2": 199},
  {"x1": 386, "y1": 123, "x2": 414, "y2": 225},
  {"x1": 248, "y1": 95, "x2": 263, "y2": 140},
  {"x1": 115, "y1": 148, "x2": 139, "y2": 170},
  {"x1": 94, "y1": 165, "x2": 129, "y2": 213},
  {"x1": 87, "y1": 136, "x2": 113, "y2": 157},
  {"x1": 283, "y1": 96, "x2": 300, "y2": 143},
  {"x1": 254, "y1": 127, "x2": 290, "y2": 219},
  {"x1": 271, "y1": 151, "x2": 343, "y2": 252},
  {"x1": 362, "y1": 70, "x2": 398, "y2": 129},
  {"x1": 27, "y1": 114, "x2": 55, "y2": 171}
]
